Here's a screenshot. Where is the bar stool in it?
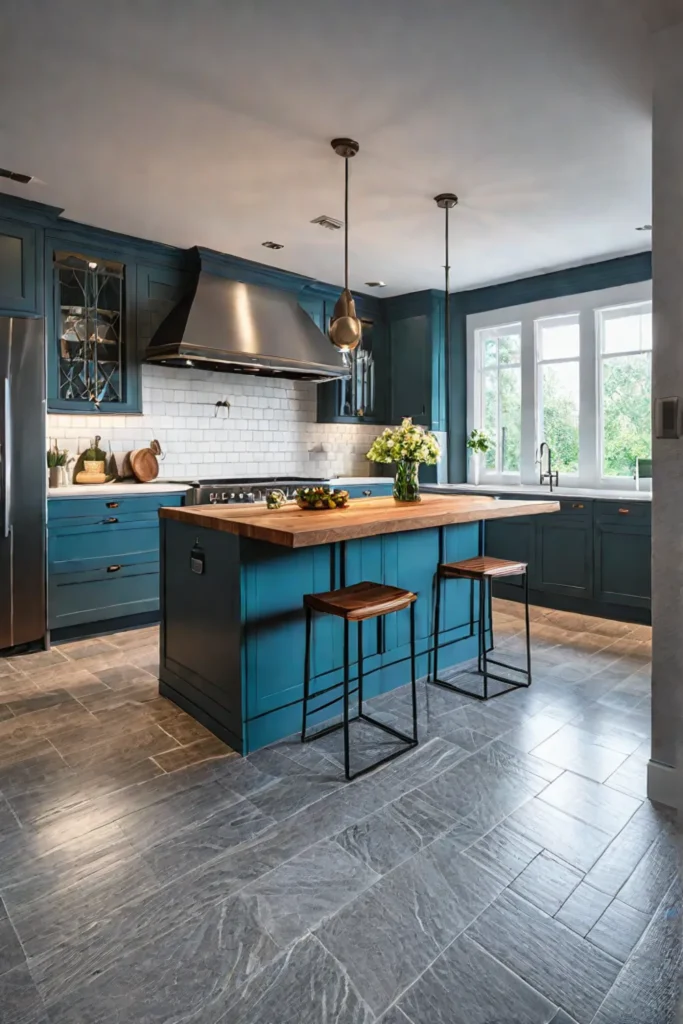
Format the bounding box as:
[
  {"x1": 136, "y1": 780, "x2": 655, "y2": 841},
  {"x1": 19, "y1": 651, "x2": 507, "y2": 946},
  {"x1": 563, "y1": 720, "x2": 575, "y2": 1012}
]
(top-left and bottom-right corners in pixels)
[
  {"x1": 301, "y1": 581, "x2": 418, "y2": 780},
  {"x1": 432, "y1": 556, "x2": 531, "y2": 701}
]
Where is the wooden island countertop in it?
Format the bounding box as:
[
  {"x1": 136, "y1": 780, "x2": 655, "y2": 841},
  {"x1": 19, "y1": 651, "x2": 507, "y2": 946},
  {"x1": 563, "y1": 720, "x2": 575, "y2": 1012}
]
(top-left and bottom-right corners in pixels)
[{"x1": 159, "y1": 493, "x2": 560, "y2": 549}]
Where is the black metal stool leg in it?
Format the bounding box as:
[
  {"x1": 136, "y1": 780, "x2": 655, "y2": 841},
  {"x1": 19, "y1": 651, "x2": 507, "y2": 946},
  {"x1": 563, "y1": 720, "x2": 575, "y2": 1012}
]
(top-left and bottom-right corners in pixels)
[
  {"x1": 487, "y1": 577, "x2": 495, "y2": 653},
  {"x1": 432, "y1": 571, "x2": 441, "y2": 684},
  {"x1": 301, "y1": 605, "x2": 312, "y2": 743},
  {"x1": 343, "y1": 618, "x2": 351, "y2": 781},
  {"x1": 480, "y1": 575, "x2": 488, "y2": 699}
]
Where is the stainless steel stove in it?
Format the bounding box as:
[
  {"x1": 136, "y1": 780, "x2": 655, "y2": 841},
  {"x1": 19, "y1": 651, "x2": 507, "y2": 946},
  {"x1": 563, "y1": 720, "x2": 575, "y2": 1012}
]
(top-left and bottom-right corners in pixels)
[{"x1": 173, "y1": 477, "x2": 330, "y2": 505}]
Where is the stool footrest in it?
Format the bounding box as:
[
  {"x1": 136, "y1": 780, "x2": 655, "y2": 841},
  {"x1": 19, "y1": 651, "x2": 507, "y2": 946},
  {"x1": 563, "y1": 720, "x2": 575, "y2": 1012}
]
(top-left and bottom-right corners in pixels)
[
  {"x1": 431, "y1": 672, "x2": 529, "y2": 701},
  {"x1": 359, "y1": 712, "x2": 416, "y2": 746}
]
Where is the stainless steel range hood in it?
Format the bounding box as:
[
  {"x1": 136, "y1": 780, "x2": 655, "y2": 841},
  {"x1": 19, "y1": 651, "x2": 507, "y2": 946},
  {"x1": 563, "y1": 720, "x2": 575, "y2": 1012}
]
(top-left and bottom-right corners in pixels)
[{"x1": 146, "y1": 272, "x2": 350, "y2": 382}]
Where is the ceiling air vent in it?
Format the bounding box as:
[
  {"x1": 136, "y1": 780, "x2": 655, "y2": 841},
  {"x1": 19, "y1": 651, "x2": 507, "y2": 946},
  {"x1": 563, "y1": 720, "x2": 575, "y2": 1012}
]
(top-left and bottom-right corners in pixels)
[
  {"x1": 311, "y1": 215, "x2": 343, "y2": 231},
  {"x1": 0, "y1": 167, "x2": 34, "y2": 184},
  {"x1": 261, "y1": 241, "x2": 284, "y2": 250}
]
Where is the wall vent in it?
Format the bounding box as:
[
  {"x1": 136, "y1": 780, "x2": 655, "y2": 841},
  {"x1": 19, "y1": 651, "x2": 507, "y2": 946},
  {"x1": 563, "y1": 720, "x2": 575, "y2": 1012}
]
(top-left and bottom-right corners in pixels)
[{"x1": 311, "y1": 215, "x2": 343, "y2": 231}]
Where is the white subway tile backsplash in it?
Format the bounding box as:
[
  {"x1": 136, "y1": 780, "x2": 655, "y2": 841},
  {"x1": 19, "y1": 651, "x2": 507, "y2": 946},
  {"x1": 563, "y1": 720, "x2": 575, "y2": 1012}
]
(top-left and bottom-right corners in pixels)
[{"x1": 46, "y1": 364, "x2": 390, "y2": 480}]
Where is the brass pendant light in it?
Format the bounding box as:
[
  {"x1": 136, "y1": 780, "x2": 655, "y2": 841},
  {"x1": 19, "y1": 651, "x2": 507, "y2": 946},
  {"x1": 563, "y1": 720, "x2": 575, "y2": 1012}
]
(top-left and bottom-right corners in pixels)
[
  {"x1": 434, "y1": 193, "x2": 458, "y2": 432},
  {"x1": 328, "y1": 138, "x2": 362, "y2": 352}
]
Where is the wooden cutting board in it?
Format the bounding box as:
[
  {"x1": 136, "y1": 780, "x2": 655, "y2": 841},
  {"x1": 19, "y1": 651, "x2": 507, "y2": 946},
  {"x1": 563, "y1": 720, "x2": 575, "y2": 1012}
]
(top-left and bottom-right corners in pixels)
[{"x1": 130, "y1": 440, "x2": 161, "y2": 482}]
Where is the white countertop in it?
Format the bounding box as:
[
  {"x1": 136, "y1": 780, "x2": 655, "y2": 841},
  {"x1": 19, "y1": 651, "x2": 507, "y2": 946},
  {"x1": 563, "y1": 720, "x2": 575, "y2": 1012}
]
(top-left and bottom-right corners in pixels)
[
  {"x1": 48, "y1": 481, "x2": 191, "y2": 498},
  {"x1": 424, "y1": 483, "x2": 652, "y2": 502}
]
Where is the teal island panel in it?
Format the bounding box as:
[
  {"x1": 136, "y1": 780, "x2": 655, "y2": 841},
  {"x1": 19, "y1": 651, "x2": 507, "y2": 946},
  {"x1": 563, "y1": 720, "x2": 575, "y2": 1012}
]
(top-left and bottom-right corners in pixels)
[{"x1": 159, "y1": 517, "x2": 481, "y2": 754}]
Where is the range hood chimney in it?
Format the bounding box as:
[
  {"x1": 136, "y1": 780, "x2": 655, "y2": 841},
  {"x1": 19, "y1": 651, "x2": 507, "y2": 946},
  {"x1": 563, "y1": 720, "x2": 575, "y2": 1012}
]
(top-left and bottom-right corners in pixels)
[{"x1": 146, "y1": 256, "x2": 350, "y2": 382}]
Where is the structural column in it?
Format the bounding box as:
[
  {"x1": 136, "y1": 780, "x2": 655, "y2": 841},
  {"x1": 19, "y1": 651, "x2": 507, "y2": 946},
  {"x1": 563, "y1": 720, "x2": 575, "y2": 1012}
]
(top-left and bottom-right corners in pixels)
[{"x1": 649, "y1": 18, "x2": 683, "y2": 809}]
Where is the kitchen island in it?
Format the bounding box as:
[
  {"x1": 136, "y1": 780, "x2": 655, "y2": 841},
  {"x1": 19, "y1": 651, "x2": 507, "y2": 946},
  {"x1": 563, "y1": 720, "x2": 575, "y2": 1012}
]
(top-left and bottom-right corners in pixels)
[{"x1": 158, "y1": 494, "x2": 558, "y2": 753}]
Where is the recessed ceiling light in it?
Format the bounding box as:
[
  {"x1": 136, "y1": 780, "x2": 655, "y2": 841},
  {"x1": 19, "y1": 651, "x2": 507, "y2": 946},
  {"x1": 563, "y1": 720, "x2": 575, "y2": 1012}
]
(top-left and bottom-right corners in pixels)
[
  {"x1": 365, "y1": 281, "x2": 386, "y2": 288},
  {"x1": 636, "y1": 224, "x2": 652, "y2": 232},
  {"x1": 261, "y1": 241, "x2": 284, "y2": 250}
]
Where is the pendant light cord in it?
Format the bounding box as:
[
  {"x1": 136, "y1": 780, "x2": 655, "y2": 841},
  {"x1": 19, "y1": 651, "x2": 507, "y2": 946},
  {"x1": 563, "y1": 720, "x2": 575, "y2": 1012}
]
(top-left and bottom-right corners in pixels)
[
  {"x1": 344, "y1": 156, "x2": 349, "y2": 290},
  {"x1": 444, "y1": 204, "x2": 451, "y2": 441}
]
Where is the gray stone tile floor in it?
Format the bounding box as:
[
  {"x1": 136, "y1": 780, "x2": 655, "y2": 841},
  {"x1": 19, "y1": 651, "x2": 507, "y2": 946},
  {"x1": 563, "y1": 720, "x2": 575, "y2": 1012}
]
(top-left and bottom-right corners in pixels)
[{"x1": 0, "y1": 600, "x2": 679, "y2": 1023}]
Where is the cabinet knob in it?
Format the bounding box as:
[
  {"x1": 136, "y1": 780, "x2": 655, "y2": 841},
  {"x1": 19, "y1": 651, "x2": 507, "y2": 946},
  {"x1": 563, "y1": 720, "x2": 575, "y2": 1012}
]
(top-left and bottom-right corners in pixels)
[
  {"x1": 103, "y1": 517, "x2": 119, "y2": 524},
  {"x1": 362, "y1": 489, "x2": 372, "y2": 497},
  {"x1": 106, "y1": 501, "x2": 120, "y2": 509},
  {"x1": 106, "y1": 564, "x2": 122, "y2": 573},
  {"x1": 618, "y1": 508, "x2": 630, "y2": 514},
  {"x1": 572, "y1": 503, "x2": 584, "y2": 509}
]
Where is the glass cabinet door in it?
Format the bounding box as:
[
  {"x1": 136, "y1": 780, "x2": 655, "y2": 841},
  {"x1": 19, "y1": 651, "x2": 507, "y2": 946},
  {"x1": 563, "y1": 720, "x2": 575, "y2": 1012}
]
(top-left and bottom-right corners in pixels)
[{"x1": 54, "y1": 251, "x2": 126, "y2": 407}]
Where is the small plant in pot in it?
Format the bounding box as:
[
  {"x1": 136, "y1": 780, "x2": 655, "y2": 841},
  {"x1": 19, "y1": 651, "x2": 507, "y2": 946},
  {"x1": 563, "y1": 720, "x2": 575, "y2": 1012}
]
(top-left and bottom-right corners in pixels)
[
  {"x1": 366, "y1": 418, "x2": 441, "y2": 503},
  {"x1": 46, "y1": 444, "x2": 70, "y2": 487},
  {"x1": 83, "y1": 436, "x2": 107, "y2": 475},
  {"x1": 466, "y1": 429, "x2": 492, "y2": 485}
]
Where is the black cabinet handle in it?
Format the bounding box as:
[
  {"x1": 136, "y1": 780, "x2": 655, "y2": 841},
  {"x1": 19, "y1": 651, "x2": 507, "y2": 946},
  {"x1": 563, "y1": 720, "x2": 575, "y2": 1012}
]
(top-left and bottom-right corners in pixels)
[
  {"x1": 107, "y1": 564, "x2": 122, "y2": 573},
  {"x1": 106, "y1": 501, "x2": 120, "y2": 509},
  {"x1": 102, "y1": 517, "x2": 119, "y2": 524},
  {"x1": 363, "y1": 489, "x2": 372, "y2": 497}
]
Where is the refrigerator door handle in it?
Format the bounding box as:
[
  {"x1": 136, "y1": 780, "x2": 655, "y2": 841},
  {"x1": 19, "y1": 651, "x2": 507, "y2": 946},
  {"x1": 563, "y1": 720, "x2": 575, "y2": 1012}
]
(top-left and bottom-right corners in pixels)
[{"x1": 2, "y1": 376, "x2": 10, "y2": 538}]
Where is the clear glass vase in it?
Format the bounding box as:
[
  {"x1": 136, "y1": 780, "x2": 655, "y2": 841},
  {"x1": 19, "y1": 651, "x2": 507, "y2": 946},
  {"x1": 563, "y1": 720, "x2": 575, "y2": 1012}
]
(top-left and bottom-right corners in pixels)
[{"x1": 393, "y1": 459, "x2": 421, "y2": 502}]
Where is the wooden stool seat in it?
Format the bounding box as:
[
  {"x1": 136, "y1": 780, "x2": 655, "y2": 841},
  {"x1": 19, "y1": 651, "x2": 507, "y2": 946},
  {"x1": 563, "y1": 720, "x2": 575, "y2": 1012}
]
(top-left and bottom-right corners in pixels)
[
  {"x1": 304, "y1": 581, "x2": 417, "y2": 621},
  {"x1": 439, "y1": 555, "x2": 527, "y2": 581}
]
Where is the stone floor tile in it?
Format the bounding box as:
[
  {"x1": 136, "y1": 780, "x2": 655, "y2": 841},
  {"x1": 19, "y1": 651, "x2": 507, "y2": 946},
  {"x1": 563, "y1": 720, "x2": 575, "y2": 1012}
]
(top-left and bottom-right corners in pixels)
[
  {"x1": 466, "y1": 821, "x2": 542, "y2": 885},
  {"x1": 510, "y1": 850, "x2": 584, "y2": 916},
  {"x1": 468, "y1": 889, "x2": 621, "y2": 1024},
  {"x1": 531, "y1": 727, "x2": 629, "y2": 783},
  {"x1": 398, "y1": 933, "x2": 556, "y2": 1024},
  {"x1": 0, "y1": 962, "x2": 49, "y2": 1023},
  {"x1": 554, "y1": 881, "x2": 613, "y2": 937},
  {"x1": 507, "y1": 798, "x2": 612, "y2": 873},
  {"x1": 538, "y1": 770, "x2": 641, "y2": 835},
  {"x1": 587, "y1": 898, "x2": 651, "y2": 962},
  {"x1": 152, "y1": 735, "x2": 236, "y2": 772}
]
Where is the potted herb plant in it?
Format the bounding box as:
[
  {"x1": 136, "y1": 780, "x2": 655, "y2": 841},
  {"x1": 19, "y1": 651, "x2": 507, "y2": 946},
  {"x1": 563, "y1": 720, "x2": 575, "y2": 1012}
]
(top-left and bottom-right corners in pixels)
[
  {"x1": 466, "y1": 429, "x2": 492, "y2": 485},
  {"x1": 366, "y1": 418, "x2": 441, "y2": 502},
  {"x1": 46, "y1": 443, "x2": 71, "y2": 488}
]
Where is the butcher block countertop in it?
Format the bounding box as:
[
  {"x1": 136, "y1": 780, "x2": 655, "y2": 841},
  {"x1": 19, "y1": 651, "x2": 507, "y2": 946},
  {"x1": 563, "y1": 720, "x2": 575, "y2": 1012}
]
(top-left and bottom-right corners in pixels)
[{"x1": 159, "y1": 493, "x2": 560, "y2": 549}]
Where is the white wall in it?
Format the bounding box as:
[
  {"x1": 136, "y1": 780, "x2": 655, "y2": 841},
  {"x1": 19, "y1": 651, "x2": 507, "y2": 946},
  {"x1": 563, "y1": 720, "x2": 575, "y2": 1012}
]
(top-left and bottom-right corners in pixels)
[
  {"x1": 649, "y1": 18, "x2": 683, "y2": 810},
  {"x1": 46, "y1": 364, "x2": 389, "y2": 481}
]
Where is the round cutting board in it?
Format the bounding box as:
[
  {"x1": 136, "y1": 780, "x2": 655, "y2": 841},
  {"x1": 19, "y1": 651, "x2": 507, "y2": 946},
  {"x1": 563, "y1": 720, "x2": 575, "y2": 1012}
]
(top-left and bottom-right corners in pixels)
[{"x1": 130, "y1": 440, "x2": 161, "y2": 482}]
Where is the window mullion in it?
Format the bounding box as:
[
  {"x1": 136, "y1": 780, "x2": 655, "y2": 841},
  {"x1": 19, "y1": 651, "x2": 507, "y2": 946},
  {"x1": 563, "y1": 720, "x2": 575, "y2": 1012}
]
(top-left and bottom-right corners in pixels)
[
  {"x1": 520, "y1": 317, "x2": 536, "y2": 484},
  {"x1": 579, "y1": 306, "x2": 598, "y2": 487}
]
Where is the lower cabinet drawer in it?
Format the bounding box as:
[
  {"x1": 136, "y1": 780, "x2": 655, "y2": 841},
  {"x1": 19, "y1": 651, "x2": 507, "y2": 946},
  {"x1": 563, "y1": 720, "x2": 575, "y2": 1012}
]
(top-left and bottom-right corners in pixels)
[
  {"x1": 48, "y1": 561, "x2": 160, "y2": 629},
  {"x1": 49, "y1": 523, "x2": 161, "y2": 573},
  {"x1": 48, "y1": 494, "x2": 184, "y2": 522},
  {"x1": 346, "y1": 484, "x2": 393, "y2": 499}
]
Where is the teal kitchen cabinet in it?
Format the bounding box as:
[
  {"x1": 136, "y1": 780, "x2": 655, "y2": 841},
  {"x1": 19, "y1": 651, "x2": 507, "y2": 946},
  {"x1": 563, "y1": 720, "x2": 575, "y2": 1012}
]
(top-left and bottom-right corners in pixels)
[
  {"x1": 314, "y1": 298, "x2": 390, "y2": 424},
  {"x1": 535, "y1": 501, "x2": 594, "y2": 600},
  {"x1": 47, "y1": 241, "x2": 141, "y2": 413},
  {"x1": 47, "y1": 492, "x2": 184, "y2": 636},
  {"x1": 385, "y1": 290, "x2": 446, "y2": 432},
  {"x1": 485, "y1": 513, "x2": 538, "y2": 594},
  {"x1": 594, "y1": 501, "x2": 651, "y2": 609},
  {"x1": 0, "y1": 216, "x2": 39, "y2": 315},
  {"x1": 136, "y1": 263, "x2": 194, "y2": 360}
]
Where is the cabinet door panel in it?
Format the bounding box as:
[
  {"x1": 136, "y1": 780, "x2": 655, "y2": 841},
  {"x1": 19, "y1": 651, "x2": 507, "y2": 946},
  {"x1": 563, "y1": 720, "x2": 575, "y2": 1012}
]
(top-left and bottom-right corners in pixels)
[
  {"x1": 136, "y1": 264, "x2": 193, "y2": 358},
  {"x1": 390, "y1": 314, "x2": 431, "y2": 425},
  {"x1": 0, "y1": 218, "x2": 37, "y2": 313},
  {"x1": 595, "y1": 523, "x2": 650, "y2": 608},
  {"x1": 536, "y1": 516, "x2": 593, "y2": 599},
  {"x1": 485, "y1": 516, "x2": 537, "y2": 591}
]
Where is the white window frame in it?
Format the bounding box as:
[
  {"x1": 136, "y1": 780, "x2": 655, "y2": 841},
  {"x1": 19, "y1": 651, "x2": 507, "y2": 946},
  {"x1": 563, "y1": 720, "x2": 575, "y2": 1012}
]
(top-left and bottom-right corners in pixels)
[
  {"x1": 467, "y1": 279, "x2": 652, "y2": 490},
  {"x1": 596, "y1": 300, "x2": 653, "y2": 485},
  {"x1": 475, "y1": 321, "x2": 522, "y2": 480}
]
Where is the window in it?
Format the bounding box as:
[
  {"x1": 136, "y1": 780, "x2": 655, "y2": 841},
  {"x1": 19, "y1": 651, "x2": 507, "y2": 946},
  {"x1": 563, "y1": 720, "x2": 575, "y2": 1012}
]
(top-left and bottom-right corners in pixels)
[
  {"x1": 536, "y1": 314, "x2": 580, "y2": 475},
  {"x1": 476, "y1": 323, "x2": 521, "y2": 475},
  {"x1": 598, "y1": 301, "x2": 652, "y2": 479},
  {"x1": 467, "y1": 280, "x2": 652, "y2": 490}
]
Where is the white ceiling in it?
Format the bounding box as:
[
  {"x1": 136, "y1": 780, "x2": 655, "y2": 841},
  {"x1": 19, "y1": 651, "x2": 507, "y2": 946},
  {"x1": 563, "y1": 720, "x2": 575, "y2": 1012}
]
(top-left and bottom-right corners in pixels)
[{"x1": 0, "y1": 0, "x2": 672, "y2": 295}]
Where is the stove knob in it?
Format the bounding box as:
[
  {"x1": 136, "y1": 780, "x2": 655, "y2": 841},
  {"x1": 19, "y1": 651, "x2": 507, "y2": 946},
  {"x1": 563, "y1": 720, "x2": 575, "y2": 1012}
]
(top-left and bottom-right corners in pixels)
[
  {"x1": 229, "y1": 492, "x2": 236, "y2": 502},
  {"x1": 246, "y1": 493, "x2": 255, "y2": 503},
  {"x1": 237, "y1": 491, "x2": 246, "y2": 501},
  {"x1": 209, "y1": 492, "x2": 217, "y2": 504},
  {"x1": 221, "y1": 492, "x2": 228, "y2": 503}
]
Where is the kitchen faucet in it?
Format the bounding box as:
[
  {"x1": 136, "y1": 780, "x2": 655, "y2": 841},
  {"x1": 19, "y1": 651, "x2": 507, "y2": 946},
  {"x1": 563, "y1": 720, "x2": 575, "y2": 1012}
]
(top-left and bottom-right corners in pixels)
[{"x1": 538, "y1": 442, "x2": 559, "y2": 491}]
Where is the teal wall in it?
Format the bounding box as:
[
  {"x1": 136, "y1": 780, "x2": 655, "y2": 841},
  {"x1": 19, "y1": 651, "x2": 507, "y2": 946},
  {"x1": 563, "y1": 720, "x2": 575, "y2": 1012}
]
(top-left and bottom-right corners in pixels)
[{"x1": 447, "y1": 251, "x2": 653, "y2": 483}]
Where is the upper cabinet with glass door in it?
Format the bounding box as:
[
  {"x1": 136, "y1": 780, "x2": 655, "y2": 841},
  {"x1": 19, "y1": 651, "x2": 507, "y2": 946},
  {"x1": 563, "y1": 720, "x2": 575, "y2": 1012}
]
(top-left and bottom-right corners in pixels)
[{"x1": 48, "y1": 250, "x2": 140, "y2": 413}]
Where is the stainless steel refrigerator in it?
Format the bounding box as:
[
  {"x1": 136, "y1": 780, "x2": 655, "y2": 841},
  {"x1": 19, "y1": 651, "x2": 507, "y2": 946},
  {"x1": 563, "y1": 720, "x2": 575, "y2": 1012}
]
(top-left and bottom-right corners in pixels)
[{"x1": 0, "y1": 316, "x2": 46, "y2": 651}]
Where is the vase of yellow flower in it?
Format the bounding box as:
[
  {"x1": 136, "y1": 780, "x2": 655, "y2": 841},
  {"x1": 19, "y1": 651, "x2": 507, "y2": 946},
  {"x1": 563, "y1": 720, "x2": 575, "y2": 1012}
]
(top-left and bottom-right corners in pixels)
[{"x1": 366, "y1": 418, "x2": 441, "y2": 503}]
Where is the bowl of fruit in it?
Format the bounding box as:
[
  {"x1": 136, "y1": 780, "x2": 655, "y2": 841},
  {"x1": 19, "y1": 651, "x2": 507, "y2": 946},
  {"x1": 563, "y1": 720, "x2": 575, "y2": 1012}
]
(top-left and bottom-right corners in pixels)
[{"x1": 295, "y1": 486, "x2": 350, "y2": 511}]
